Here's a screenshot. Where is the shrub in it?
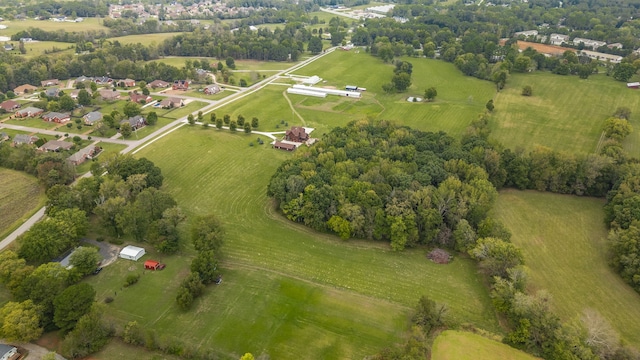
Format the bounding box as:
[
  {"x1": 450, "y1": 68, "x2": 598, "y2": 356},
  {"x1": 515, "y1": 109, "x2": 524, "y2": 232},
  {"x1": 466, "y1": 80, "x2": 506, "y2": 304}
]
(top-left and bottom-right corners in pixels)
[
  {"x1": 124, "y1": 274, "x2": 140, "y2": 287},
  {"x1": 522, "y1": 85, "x2": 533, "y2": 96},
  {"x1": 66, "y1": 123, "x2": 72, "y2": 128},
  {"x1": 104, "y1": 297, "x2": 114, "y2": 303}
]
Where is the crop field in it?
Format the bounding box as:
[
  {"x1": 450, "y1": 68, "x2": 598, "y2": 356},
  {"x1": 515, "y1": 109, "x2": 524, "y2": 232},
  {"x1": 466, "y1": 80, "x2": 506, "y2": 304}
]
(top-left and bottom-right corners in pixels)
[
  {"x1": 87, "y1": 127, "x2": 499, "y2": 359},
  {"x1": 0, "y1": 18, "x2": 107, "y2": 36},
  {"x1": 109, "y1": 32, "x2": 185, "y2": 45},
  {"x1": 494, "y1": 190, "x2": 640, "y2": 346},
  {"x1": 0, "y1": 169, "x2": 45, "y2": 239},
  {"x1": 491, "y1": 72, "x2": 640, "y2": 156},
  {"x1": 432, "y1": 331, "x2": 539, "y2": 360}
]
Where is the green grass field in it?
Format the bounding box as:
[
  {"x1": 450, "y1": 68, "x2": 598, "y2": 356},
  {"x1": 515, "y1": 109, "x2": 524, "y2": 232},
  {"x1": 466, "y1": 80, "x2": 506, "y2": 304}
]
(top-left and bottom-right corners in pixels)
[
  {"x1": 5, "y1": 116, "x2": 57, "y2": 130},
  {"x1": 94, "y1": 339, "x2": 182, "y2": 360},
  {"x1": 109, "y1": 32, "x2": 185, "y2": 45},
  {"x1": 0, "y1": 18, "x2": 107, "y2": 36},
  {"x1": 494, "y1": 190, "x2": 640, "y2": 346},
  {"x1": 19, "y1": 41, "x2": 75, "y2": 58},
  {"x1": 75, "y1": 142, "x2": 127, "y2": 175},
  {"x1": 491, "y1": 72, "x2": 640, "y2": 156},
  {"x1": 0, "y1": 168, "x2": 45, "y2": 239},
  {"x1": 432, "y1": 330, "x2": 539, "y2": 360},
  {"x1": 87, "y1": 126, "x2": 499, "y2": 359}
]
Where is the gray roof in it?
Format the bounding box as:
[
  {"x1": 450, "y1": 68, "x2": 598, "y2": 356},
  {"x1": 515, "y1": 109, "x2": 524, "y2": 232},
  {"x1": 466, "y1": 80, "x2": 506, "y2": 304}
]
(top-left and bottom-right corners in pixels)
[
  {"x1": 84, "y1": 111, "x2": 103, "y2": 123},
  {"x1": 45, "y1": 87, "x2": 59, "y2": 96},
  {"x1": 17, "y1": 106, "x2": 43, "y2": 115},
  {"x1": 0, "y1": 344, "x2": 16, "y2": 358},
  {"x1": 40, "y1": 140, "x2": 73, "y2": 151},
  {"x1": 120, "y1": 115, "x2": 145, "y2": 127},
  {"x1": 13, "y1": 134, "x2": 37, "y2": 144},
  {"x1": 43, "y1": 112, "x2": 69, "y2": 120}
]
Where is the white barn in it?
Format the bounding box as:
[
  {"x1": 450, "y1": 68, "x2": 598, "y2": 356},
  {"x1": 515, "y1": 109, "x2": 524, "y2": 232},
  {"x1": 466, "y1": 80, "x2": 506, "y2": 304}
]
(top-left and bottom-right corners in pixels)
[{"x1": 119, "y1": 245, "x2": 146, "y2": 261}]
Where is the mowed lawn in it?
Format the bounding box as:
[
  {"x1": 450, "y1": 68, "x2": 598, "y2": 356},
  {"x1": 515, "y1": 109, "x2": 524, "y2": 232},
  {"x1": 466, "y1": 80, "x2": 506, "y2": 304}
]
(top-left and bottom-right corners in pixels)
[
  {"x1": 432, "y1": 330, "x2": 540, "y2": 360},
  {"x1": 494, "y1": 190, "x2": 640, "y2": 346},
  {"x1": 0, "y1": 169, "x2": 45, "y2": 238},
  {"x1": 87, "y1": 127, "x2": 500, "y2": 359},
  {"x1": 0, "y1": 18, "x2": 107, "y2": 36},
  {"x1": 288, "y1": 50, "x2": 495, "y2": 136},
  {"x1": 491, "y1": 72, "x2": 640, "y2": 156},
  {"x1": 109, "y1": 32, "x2": 185, "y2": 45}
]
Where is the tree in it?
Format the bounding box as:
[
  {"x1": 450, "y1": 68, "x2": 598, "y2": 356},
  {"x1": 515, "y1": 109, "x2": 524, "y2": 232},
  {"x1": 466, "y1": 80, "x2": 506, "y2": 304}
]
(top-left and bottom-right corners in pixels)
[
  {"x1": 120, "y1": 122, "x2": 132, "y2": 138},
  {"x1": 197, "y1": 111, "x2": 203, "y2": 122},
  {"x1": 187, "y1": 113, "x2": 195, "y2": 125},
  {"x1": 123, "y1": 102, "x2": 141, "y2": 118},
  {"x1": 521, "y1": 85, "x2": 532, "y2": 96},
  {"x1": 603, "y1": 117, "x2": 633, "y2": 141},
  {"x1": 0, "y1": 300, "x2": 43, "y2": 342},
  {"x1": 90, "y1": 82, "x2": 98, "y2": 92},
  {"x1": 486, "y1": 99, "x2": 494, "y2": 112},
  {"x1": 123, "y1": 321, "x2": 144, "y2": 346},
  {"x1": 424, "y1": 87, "x2": 437, "y2": 101},
  {"x1": 240, "y1": 354, "x2": 255, "y2": 360},
  {"x1": 412, "y1": 296, "x2": 447, "y2": 334},
  {"x1": 469, "y1": 237, "x2": 524, "y2": 278},
  {"x1": 18, "y1": 210, "x2": 87, "y2": 264},
  {"x1": 229, "y1": 120, "x2": 237, "y2": 131},
  {"x1": 237, "y1": 114, "x2": 245, "y2": 126},
  {"x1": 61, "y1": 306, "x2": 113, "y2": 359},
  {"x1": 77, "y1": 89, "x2": 91, "y2": 106},
  {"x1": 6, "y1": 90, "x2": 15, "y2": 99},
  {"x1": 225, "y1": 57, "x2": 236, "y2": 69},
  {"x1": 69, "y1": 247, "x2": 101, "y2": 277},
  {"x1": 223, "y1": 114, "x2": 230, "y2": 125},
  {"x1": 210, "y1": 113, "x2": 217, "y2": 124},
  {"x1": 216, "y1": 118, "x2": 223, "y2": 129},
  {"x1": 191, "y1": 250, "x2": 218, "y2": 284},
  {"x1": 191, "y1": 214, "x2": 224, "y2": 252},
  {"x1": 54, "y1": 283, "x2": 96, "y2": 332},
  {"x1": 392, "y1": 72, "x2": 412, "y2": 92},
  {"x1": 142, "y1": 87, "x2": 150, "y2": 96},
  {"x1": 146, "y1": 111, "x2": 158, "y2": 126},
  {"x1": 613, "y1": 63, "x2": 636, "y2": 82},
  {"x1": 251, "y1": 117, "x2": 259, "y2": 128},
  {"x1": 613, "y1": 107, "x2": 631, "y2": 120},
  {"x1": 308, "y1": 36, "x2": 323, "y2": 54}
]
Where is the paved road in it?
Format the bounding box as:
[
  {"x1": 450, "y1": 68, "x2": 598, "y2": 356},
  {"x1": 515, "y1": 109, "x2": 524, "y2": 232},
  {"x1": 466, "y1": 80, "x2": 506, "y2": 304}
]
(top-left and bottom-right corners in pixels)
[{"x1": 0, "y1": 47, "x2": 337, "y2": 250}]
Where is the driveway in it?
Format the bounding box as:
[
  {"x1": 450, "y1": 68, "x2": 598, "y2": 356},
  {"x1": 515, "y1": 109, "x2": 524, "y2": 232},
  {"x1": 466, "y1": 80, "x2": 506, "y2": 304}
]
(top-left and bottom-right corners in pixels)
[{"x1": 82, "y1": 238, "x2": 120, "y2": 267}]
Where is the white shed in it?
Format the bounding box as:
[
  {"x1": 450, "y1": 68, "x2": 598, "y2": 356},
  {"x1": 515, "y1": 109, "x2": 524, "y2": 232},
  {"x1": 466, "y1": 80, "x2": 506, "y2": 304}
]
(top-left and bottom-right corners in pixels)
[{"x1": 119, "y1": 245, "x2": 146, "y2": 261}]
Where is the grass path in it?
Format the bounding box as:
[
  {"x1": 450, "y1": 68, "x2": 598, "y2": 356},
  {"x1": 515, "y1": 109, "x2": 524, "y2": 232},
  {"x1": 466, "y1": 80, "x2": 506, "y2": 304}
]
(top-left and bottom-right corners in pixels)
[{"x1": 494, "y1": 190, "x2": 640, "y2": 346}]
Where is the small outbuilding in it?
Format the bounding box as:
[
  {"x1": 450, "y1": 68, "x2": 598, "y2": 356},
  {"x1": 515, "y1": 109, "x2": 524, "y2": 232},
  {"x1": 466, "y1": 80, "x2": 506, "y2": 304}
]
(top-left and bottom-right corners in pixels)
[
  {"x1": 119, "y1": 245, "x2": 146, "y2": 261},
  {"x1": 0, "y1": 344, "x2": 18, "y2": 360},
  {"x1": 144, "y1": 260, "x2": 165, "y2": 270},
  {"x1": 627, "y1": 82, "x2": 640, "y2": 89}
]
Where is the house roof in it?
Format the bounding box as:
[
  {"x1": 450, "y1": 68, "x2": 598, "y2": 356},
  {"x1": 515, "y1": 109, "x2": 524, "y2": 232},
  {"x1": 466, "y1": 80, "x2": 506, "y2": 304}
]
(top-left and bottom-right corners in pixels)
[
  {"x1": 149, "y1": 79, "x2": 170, "y2": 87},
  {"x1": 120, "y1": 115, "x2": 145, "y2": 127},
  {"x1": 130, "y1": 93, "x2": 150, "y2": 102},
  {"x1": 16, "y1": 106, "x2": 43, "y2": 115},
  {"x1": 144, "y1": 260, "x2": 160, "y2": 266},
  {"x1": 99, "y1": 89, "x2": 120, "y2": 98},
  {"x1": 45, "y1": 87, "x2": 59, "y2": 96},
  {"x1": 13, "y1": 134, "x2": 38, "y2": 144},
  {"x1": 0, "y1": 344, "x2": 16, "y2": 358},
  {"x1": 0, "y1": 100, "x2": 20, "y2": 110},
  {"x1": 274, "y1": 141, "x2": 296, "y2": 150},
  {"x1": 84, "y1": 111, "x2": 103, "y2": 122},
  {"x1": 14, "y1": 84, "x2": 37, "y2": 92},
  {"x1": 40, "y1": 140, "x2": 73, "y2": 151},
  {"x1": 68, "y1": 145, "x2": 97, "y2": 162},
  {"x1": 286, "y1": 126, "x2": 308, "y2": 139},
  {"x1": 43, "y1": 112, "x2": 70, "y2": 120}
]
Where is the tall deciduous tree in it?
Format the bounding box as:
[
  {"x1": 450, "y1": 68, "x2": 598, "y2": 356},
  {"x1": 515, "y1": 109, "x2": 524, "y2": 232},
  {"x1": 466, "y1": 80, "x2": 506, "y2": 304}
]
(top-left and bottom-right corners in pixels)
[
  {"x1": 191, "y1": 214, "x2": 224, "y2": 252},
  {"x1": 424, "y1": 87, "x2": 437, "y2": 101},
  {"x1": 54, "y1": 283, "x2": 96, "y2": 332},
  {"x1": 0, "y1": 300, "x2": 43, "y2": 342},
  {"x1": 69, "y1": 247, "x2": 101, "y2": 277}
]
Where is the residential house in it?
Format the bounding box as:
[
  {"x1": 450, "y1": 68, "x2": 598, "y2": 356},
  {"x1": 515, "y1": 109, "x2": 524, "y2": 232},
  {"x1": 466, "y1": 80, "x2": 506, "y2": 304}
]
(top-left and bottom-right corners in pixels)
[
  {"x1": 13, "y1": 84, "x2": 38, "y2": 95},
  {"x1": 608, "y1": 42, "x2": 623, "y2": 50},
  {"x1": 44, "y1": 87, "x2": 60, "y2": 97},
  {"x1": 0, "y1": 344, "x2": 18, "y2": 360},
  {"x1": 273, "y1": 141, "x2": 296, "y2": 151},
  {"x1": 68, "y1": 145, "x2": 100, "y2": 165},
  {"x1": 3, "y1": 44, "x2": 13, "y2": 51},
  {"x1": 118, "y1": 78, "x2": 136, "y2": 87},
  {"x1": 514, "y1": 30, "x2": 538, "y2": 38},
  {"x1": 284, "y1": 126, "x2": 309, "y2": 143},
  {"x1": 149, "y1": 79, "x2": 170, "y2": 89},
  {"x1": 15, "y1": 106, "x2": 43, "y2": 117},
  {"x1": 70, "y1": 89, "x2": 91, "y2": 100},
  {"x1": 42, "y1": 112, "x2": 71, "y2": 123},
  {"x1": 0, "y1": 100, "x2": 20, "y2": 112},
  {"x1": 578, "y1": 50, "x2": 623, "y2": 64},
  {"x1": 19, "y1": 37, "x2": 33, "y2": 42},
  {"x1": 204, "y1": 84, "x2": 221, "y2": 95},
  {"x1": 120, "y1": 115, "x2": 146, "y2": 130},
  {"x1": 39, "y1": 140, "x2": 74, "y2": 152},
  {"x1": 195, "y1": 68, "x2": 208, "y2": 78},
  {"x1": 41, "y1": 79, "x2": 59, "y2": 87},
  {"x1": 98, "y1": 89, "x2": 121, "y2": 101},
  {"x1": 549, "y1": 33, "x2": 569, "y2": 46},
  {"x1": 83, "y1": 111, "x2": 103, "y2": 125},
  {"x1": 159, "y1": 97, "x2": 184, "y2": 108},
  {"x1": 76, "y1": 75, "x2": 93, "y2": 83},
  {"x1": 129, "y1": 92, "x2": 153, "y2": 104},
  {"x1": 94, "y1": 76, "x2": 113, "y2": 85},
  {"x1": 12, "y1": 134, "x2": 38, "y2": 146},
  {"x1": 573, "y1": 37, "x2": 606, "y2": 49},
  {"x1": 172, "y1": 80, "x2": 190, "y2": 90}
]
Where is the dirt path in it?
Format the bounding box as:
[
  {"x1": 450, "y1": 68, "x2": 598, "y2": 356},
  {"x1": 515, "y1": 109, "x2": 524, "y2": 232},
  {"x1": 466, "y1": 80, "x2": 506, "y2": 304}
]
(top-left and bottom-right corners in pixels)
[{"x1": 282, "y1": 90, "x2": 306, "y2": 126}]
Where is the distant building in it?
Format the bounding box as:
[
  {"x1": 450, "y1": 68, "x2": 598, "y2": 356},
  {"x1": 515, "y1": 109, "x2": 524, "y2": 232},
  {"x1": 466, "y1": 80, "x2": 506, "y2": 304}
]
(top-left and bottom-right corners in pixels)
[
  {"x1": 159, "y1": 97, "x2": 183, "y2": 108},
  {"x1": 627, "y1": 82, "x2": 640, "y2": 89},
  {"x1": 172, "y1": 80, "x2": 190, "y2": 90},
  {"x1": 41, "y1": 79, "x2": 59, "y2": 87},
  {"x1": 549, "y1": 33, "x2": 569, "y2": 46},
  {"x1": 15, "y1": 106, "x2": 44, "y2": 118},
  {"x1": 68, "y1": 145, "x2": 100, "y2": 165},
  {"x1": 204, "y1": 84, "x2": 221, "y2": 95},
  {"x1": 285, "y1": 126, "x2": 309, "y2": 143},
  {"x1": 149, "y1": 79, "x2": 170, "y2": 88},
  {"x1": 273, "y1": 141, "x2": 296, "y2": 151},
  {"x1": 44, "y1": 87, "x2": 60, "y2": 97},
  {"x1": 118, "y1": 78, "x2": 136, "y2": 87},
  {"x1": 12, "y1": 134, "x2": 39, "y2": 146},
  {"x1": 98, "y1": 89, "x2": 121, "y2": 101},
  {"x1": 42, "y1": 112, "x2": 71, "y2": 123},
  {"x1": 39, "y1": 140, "x2": 74, "y2": 152},
  {"x1": 83, "y1": 111, "x2": 103, "y2": 125},
  {"x1": 578, "y1": 50, "x2": 622, "y2": 64},
  {"x1": 129, "y1": 92, "x2": 153, "y2": 104},
  {"x1": 120, "y1": 115, "x2": 146, "y2": 130},
  {"x1": 514, "y1": 30, "x2": 538, "y2": 38},
  {"x1": 13, "y1": 84, "x2": 38, "y2": 95},
  {"x1": 607, "y1": 42, "x2": 623, "y2": 50},
  {"x1": 94, "y1": 76, "x2": 113, "y2": 85},
  {"x1": 573, "y1": 37, "x2": 606, "y2": 49},
  {"x1": 0, "y1": 100, "x2": 20, "y2": 112}
]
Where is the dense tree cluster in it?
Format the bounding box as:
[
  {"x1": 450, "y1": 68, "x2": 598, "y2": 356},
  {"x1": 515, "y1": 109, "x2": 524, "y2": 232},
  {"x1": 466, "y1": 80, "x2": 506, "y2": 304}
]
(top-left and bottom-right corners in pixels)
[{"x1": 0, "y1": 143, "x2": 76, "y2": 188}]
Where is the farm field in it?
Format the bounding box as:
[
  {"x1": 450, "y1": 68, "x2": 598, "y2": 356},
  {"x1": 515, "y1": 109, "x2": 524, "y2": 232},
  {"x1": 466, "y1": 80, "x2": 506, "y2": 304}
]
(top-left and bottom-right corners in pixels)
[
  {"x1": 19, "y1": 41, "x2": 75, "y2": 58},
  {"x1": 288, "y1": 50, "x2": 495, "y2": 136},
  {"x1": 491, "y1": 72, "x2": 640, "y2": 156},
  {"x1": 0, "y1": 169, "x2": 45, "y2": 239},
  {"x1": 0, "y1": 18, "x2": 107, "y2": 36},
  {"x1": 494, "y1": 190, "x2": 640, "y2": 346},
  {"x1": 432, "y1": 331, "x2": 539, "y2": 360},
  {"x1": 109, "y1": 32, "x2": 185, "y2": 45},
  {"x1": 86, "y1": 126, "x2": 500, "y2": 359}
]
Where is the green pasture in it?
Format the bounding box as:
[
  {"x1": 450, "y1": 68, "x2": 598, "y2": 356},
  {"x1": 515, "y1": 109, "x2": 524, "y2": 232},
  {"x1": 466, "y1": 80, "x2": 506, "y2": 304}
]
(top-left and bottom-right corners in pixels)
[
  {"x1": 5, "y1": 116, "x2": 56, "y2": 130},
  {"x1": 494, "y1": 190, "x2": 640, "y2": 346},
  {"x1": 109, "y1": 32, "x2": 185, "y2": 45},
  {"x1": 432, "y1": 330, "x2": 539, "y2": 360},
  {"x1": 94, "y1": 339, "x2": 182, "y2": 360},
  {"x1": 86, "y1": 127, "x2": 499, "y2": 359},
  {"x1": 0, "y1": 168, "x2": 45, "y2": 240},
  {"x1": 18, "y1": 41, "x2": 75, "y2": 58},
  {"x1": 288, "y1": 50, "x2": 495, "y2": 136},
  {"x1": 491, "y1": 72, "x2": 640, "y2": 156},
  {"x1": 0, "y1": 18, "x2": 107, "y2": 36}
]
